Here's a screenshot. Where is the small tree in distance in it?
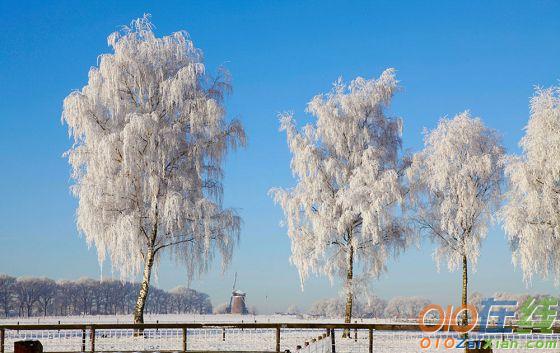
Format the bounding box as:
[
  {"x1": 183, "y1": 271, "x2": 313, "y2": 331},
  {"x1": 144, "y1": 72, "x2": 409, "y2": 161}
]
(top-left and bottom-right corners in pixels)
[
  {"x1": 384, "y1": 296, "x2": 430, "y2": 319},
  {"x1": 0, "y1": 275, "x2": 15, "y2": 317},
  {"x1": 62, "y1": 15, "x2": 245, "y2": 324},
  {"x1": 213, "y1": 302, "x2": 229, "y2": 315},
  {"x1": 501, "y1": 86, "x2": 560, "y2": 284},
  {"x1": 271, "y1": 69, "x2": 410, "y2": 334},
  {"x1": 408, "y1": 112, "x2": 504, "y2": 328},
  {"x1": 36, "y1": 278, "x2": 57, "y2": 316}
]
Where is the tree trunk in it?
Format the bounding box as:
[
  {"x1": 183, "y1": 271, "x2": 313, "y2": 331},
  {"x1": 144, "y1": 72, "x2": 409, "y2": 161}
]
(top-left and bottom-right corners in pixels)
[
  {"x1": 133, "y1": 247, "x2": 155, "y2": 325},
  {"x1": 342, "y1": 239, "x2": 354, "y2": 338},
  {"x1": 461, "y1": 254, "x2": 468, "y2": 326},
  {"x1": 461, "y1": 254, "x2": 468, "y2": 352}
]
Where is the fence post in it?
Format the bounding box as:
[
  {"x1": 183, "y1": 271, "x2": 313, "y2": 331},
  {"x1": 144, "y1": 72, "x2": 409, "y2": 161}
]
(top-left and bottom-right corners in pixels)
[
  {"x1": 90, "y1": 327, "x2": 95, "y2": 353},
  {"x1": 182, "y1": 327, "x2": 187, "y2": 352},
  {"x1": 368, "y1": 328, "x2": 373, "y2": 353},
  {"x1": 330, "y1": 328, "x2": 336, "y2": 353},
  {"x1": 81, "y1": 329, "x2": 86, "y2": 352},
  {"x1": 0, "y1": 328, "x2": 5, "y2": 353},
  {"x1": 222, "y1": 328, "x2": 226, "y2": 341},
  {"x1": 354, "y1": 321, "x2": 357, "y2": 342},
  {"x1": 275, "y1": 327, "x2": 281, "y2": 353}
]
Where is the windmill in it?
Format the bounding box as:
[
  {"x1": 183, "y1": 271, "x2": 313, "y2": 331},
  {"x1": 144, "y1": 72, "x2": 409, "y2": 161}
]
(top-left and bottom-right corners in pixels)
[{"x1": 228, "y1": 272, "x2": 248, "y2": 314}]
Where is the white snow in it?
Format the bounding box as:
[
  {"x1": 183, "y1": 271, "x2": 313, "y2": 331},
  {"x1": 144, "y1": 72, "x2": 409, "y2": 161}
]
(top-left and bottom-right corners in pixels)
[{"x1": 0, "y1": 314, "x2": 552, "y2": 352}]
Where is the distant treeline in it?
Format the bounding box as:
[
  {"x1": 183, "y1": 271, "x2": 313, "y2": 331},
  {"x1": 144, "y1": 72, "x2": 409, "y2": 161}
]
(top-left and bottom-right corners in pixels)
[
  {"x1": 305, "y1": 292, "x2": 558, "y2": 320},
  {"x1": 305, "y1": 296, "x2": 431, "y2": 319},
  {"x1": 0, "y1": 274, "x2": 212, "y2": 318}
]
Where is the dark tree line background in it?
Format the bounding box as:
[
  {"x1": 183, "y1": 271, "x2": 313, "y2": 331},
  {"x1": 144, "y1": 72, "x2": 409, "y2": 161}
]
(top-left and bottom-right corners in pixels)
[{"x1": 0, "y1": 274, "x2": 212, "y2": 318}]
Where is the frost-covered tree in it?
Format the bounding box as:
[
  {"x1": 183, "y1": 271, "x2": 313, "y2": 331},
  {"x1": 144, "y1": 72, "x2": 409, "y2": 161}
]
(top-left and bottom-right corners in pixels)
[
  {"x1": 36, "y1": 278, "x2": 57, "y2": 316},
  {"x1": 307, "y1": 295, "x2": 387, "y2": 318},
  {"x1": 408, "y1": 112, "x2": 504, "y2": 326},
  {"x1": 145, "y1": 287, "x2": 168, "y2": 314},
  {"x1": 169, "y1": 286, "x2": 212, "y2": 314},
  {"x1": 308, "y1": 297, "x2": 346, "y2": 318},
  {"x1": 469, "y1": 292, "x2": 553, "y2": 323},
  {"x1": 55, "y1": 280, "x2": 75, "y2": 316},
  {"x1": 384, "y1": 296, "x2": 430, "y2": 319},
  {"x1": 468, "y1": 292, "x2": 485, "y2": 313},
  {"x1": 14, "y1": 277, "x2": 42, "y2": 317},
  {"x1": 62, "y1": 16, "x2": 245, "y2": 323},
  {"x1": 271, "y1": 69, "x2": 410, "y2": 331},
  {"x1": 213, "y1": 302, "x2": 229, "y2": 314},
  {"x1": 501, "y1": 86, "x2": 560, "y2": 284},
  {"x1": 75, "y1": 278, "x2": 96, "y2": 316},
  {"x1": 0, "y1": 275, "x2": 15, "y2": 317},
  {"x1": 361, "y1": 294, "x2": 387, "y2": 318}
]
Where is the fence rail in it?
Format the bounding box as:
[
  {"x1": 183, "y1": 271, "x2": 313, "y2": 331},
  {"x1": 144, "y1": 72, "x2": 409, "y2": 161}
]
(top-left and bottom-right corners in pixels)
[{"x1": 0, "y1": 322, "x2": 553, "y2": 353}]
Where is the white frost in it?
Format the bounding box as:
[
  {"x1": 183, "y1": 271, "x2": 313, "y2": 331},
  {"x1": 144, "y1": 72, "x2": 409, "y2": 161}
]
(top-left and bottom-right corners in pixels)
[
  {"x1": 501, "y1": 86, "x2": 560, "y2": 284},
  {"x1": 62, "y1": 15, "x2": 245, "y2": 281},
  {"x1": 407, "y1": 112, "x2": 504, "y2": 272},
  {"x1": 270, "y1": 69, "x2": 410, "y2": 293}
]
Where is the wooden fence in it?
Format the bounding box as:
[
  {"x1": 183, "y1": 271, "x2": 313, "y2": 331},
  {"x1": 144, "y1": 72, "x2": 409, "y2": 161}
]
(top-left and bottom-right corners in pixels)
[{"x1": 0, "y1": 322, "x2": 549, "y2": 353}]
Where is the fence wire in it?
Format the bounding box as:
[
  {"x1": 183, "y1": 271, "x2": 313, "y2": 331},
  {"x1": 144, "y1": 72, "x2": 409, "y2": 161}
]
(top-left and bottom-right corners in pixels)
[{"x1": 296, "y1": 330, "x2": 560, "y2": 353}]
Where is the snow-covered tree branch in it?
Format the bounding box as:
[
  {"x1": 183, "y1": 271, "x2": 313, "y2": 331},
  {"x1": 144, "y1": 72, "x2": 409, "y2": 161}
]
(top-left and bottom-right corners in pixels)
[
  {"x1": 271, "y1": 69, "x2": 410, "y2": 331},
  {"x1": 408, "y1": 112, "x2": 504, "y2": 326},
  {"x1": 501, "y1": 86, "x2": 560, "y2": 284},
  {"x1": 62, "y1": 15, "x2": 245, "y2": 324}
]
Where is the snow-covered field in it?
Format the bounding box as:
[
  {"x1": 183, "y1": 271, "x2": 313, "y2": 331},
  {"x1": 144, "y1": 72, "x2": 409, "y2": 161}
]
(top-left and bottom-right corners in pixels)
[
  {"x1": 0, "y1": 314, "x2": 555, "y2": 352},
  {"x1": 0, "y1": 313, "x2": 408, "y2": 325}
]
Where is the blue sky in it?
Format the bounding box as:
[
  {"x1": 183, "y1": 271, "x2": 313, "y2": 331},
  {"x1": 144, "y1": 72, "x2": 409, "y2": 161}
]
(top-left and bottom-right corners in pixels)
[{"x1": 1, "y1": 0, "x2": 559, "y2": 313}]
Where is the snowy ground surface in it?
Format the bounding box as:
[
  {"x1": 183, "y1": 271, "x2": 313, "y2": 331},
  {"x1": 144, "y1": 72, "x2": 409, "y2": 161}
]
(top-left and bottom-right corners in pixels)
[
  {"x1": 0, "y1": 313, "x2": 389, "y2": 325},
  {"x1": 0, "y1": 314, "x2": 556, "y2": 352}
]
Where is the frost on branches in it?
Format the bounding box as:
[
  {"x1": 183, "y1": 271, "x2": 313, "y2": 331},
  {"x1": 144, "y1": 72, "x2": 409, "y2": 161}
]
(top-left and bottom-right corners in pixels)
[
  {"x1": 62, "y1": 16, "x2": 245, "y2": 323},
  {"x1": 271, "y1": 69, "x2": 410, "y2": 328},
  {"x1": 501, "y1": 87, "x2": 560, "y2": 284},
  {"x1": 408, "y1": 112, "x2": 504, "y2": 324}
]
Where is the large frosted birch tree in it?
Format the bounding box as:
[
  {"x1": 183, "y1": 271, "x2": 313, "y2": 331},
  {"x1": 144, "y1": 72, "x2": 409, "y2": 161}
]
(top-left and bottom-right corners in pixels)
[
  {"x1": 62, "y1": 16, "x2": 245, "y2": 324},
  {"x1": 501, "y1": 86, "x2": 560, "y2": 283},
  {"x1": 408, "y1": 112, "x2": 504, "y2": 326},
  {"x1": 271, "y1": 69, "x2": 410, "y2": 331}
]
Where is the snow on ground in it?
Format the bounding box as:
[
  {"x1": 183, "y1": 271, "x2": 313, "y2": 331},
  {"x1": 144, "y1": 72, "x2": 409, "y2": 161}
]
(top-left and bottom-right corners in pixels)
[
  {"x1": 0, "y1": 315, "x2": 556, "y2": 352},
  {"x1": 0, "y1": 313, "x2": 391, "y2": 325}
]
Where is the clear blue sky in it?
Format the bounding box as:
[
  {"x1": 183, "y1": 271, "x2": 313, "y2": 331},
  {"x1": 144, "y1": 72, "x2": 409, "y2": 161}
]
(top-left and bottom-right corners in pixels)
[{"x1": 1, "y1": 0, "x2": 559, "y2": 313}]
